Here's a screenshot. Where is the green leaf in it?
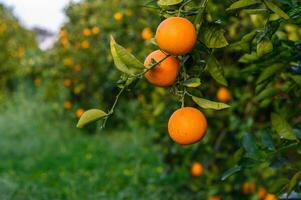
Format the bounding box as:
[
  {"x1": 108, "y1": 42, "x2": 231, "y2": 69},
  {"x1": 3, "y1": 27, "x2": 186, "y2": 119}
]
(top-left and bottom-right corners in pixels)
[
  {"x1": 256, "y1": 87, "x2": 278, "y2": 101},
  {"x1": 221, "y1": 165, "x2": 242, "y2": 181},
  {"x1": 77, "y1": 109, "x2": 108, "y2": 128},
  {"x1": 242, "y1": 132, "x2": 259, "y2": 157},
  {"x1": 271, "y1": 113, "x2": 297, "y2": 140},
  {"x1": 239, "y1": 51, "x2": 258, "y2": 63},
  {"x1": 110, "y1": 36, "x2": 142, "y2": 75},
  {"x1": 256, "y1": 64, "x2": 284, "y2": 84},
  {"x1": 201, "y1": 24, "x2": 228, "y2": 48},
  {"x1": 226, "y1": 0, "x2": 261, "y2": 11},
  {"x1": 287, "y1": 171, "x2": 301, "y2": 196},
  {"x1": 206, "y1": 56, "x2": 228, "y2": 86},
  {"x1": 257, "y1": 37, "x2": 273, "y2": 57},
  {"x1": 263, "y1": 0, "x2": 289, "y2": 19},
  {"x1": 290, "y1": 75, "x2": 301, "y2": 87},
  {"x1": 183, "y1": 78, "x2": 201, "y2": 88},
  {"x1": 243, "y1": 8, "x2": 268, "y2": 14},
  {"x1": 157, "y1": 0, "x2": 183, "y2": 7},
  {"x1": 260, "y1": 130, "x2": 275, "y2": 151},
  {"x1": 192, "y1": 96, "x2": 230, "y2": 110}
]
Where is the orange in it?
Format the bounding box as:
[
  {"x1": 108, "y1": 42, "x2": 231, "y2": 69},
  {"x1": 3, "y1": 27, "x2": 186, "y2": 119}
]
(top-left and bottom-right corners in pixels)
[
  {"x1": 168, "y1": 107, "x2": 207, "y2": 145},
  {"x1": 63, "y1": 79, "x2": 72, "y2": 87},
  {"x1": 82, "y1": 28, "x2": 91, "y2": 37},
  {"x1": 242, "y1": 182, "x2": 256, "y2": 195},
  {"x1": 63, "y1": 58, "x2": 73, "y2": 66},
  {"x1": 190, "y1": 162, "x2": 203, "y2": 177},
  {"x1": 141, "y1": 27, "x2": 153, "y2": 41},
  {"x1": 59, "y1": 30, "x2": 67, "y2": 39},
  {"x1": 81, "y1": 40, "x2": 90, "y2": 49},
  {"x1": 258, "y1": 186, "x2": 267, "y2": 199},
  {"x1": 264, "y1": 194, "x2": 278, "y2": 200},
  {"x1": 76, "y1": 108, "x2": 85, "y2": 118},
  {"x1": 74, "y1": 64, "x2": 82, "y2": 72},
  {"x1": 156, "y1": 17, "x2": 197, "y2": 55},
  {"x1": 208, "y1": 196, "x2": 221, "y2": 200},
  {"x1": 114, "y1": 12, "x2": 123, "y2": 21},
  {"x1": 92, "y1": 26, "x2": 100, "y2": 35},
  {"x1": 64, "y1": 101, "x2": 72, "y2": 110},
  {"x1": 34, "y1": 78, "x2": 41, "y2": 87},
  {"x1": 144, "y1": 50, "x2": 180, "y2": 87},
  {"x1": 217, "y1": 87, "x2": 231, "y2": 102}
]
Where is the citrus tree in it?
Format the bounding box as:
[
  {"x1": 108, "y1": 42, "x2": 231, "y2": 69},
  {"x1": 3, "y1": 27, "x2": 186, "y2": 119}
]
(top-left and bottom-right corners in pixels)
[
  {"x1": 75, "y1": 0, "x2": 301, "y2": 199},
  {"x1": 0, "y1": 4, "x2": 39, "y2": 99}
]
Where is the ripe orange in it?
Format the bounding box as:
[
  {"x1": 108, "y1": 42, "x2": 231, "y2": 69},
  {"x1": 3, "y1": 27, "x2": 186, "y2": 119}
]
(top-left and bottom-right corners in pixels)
[
  {"x1": 190, "y1": 162, "x2": 203, "y2": 177},
  {"x1": 141, "y1": 27, "x2": 153, "y2": 41},
  {"x1": 63, "y1": 79, "x2": 72, "y2": 87},
  {"x1": 82, "y1": 28, "x2": 91, "y2": 37},
  {"x1": 144, "y1": 50, "x2": 180, "y2": 87},
  {"x1": 168, "y1": 107, "x2": 207, "y2": 145},
  {"x1": 156, "y1": 17, "x2": 197, "y2": 55},
  {"x1": 258, "y1": 186, "x2": 267, "y2": 199},
  {"x1": 76, "y1": 108, "x2": 84, "y2": 118},
  {"x1": 92, "y1": 26, "x2": 100, "y2": 35},
  {"x1": 208, "y1": 196, "x2": 221, "y2": 200},
  {"x1": 81, "y1": 40, "x2": 90, "y2": 49},
  {"x1": 34, "y1": 78, "x2": 41, "y2": 87},
  {"x1": 64, "y1": 101, "x2": 72, "y2": 110},
  {"x1": 114, "y1": 12, "x2": 123, "y2": 21},
  {"x1": 217, "y1": 87, "x2": 231, "y2": 102},
  {"x1": 242, "y1": 182, "x2": 256, "y2": 195},
  {"x1": 264, "y1": 194, "x2": 278, "y2": 200}
]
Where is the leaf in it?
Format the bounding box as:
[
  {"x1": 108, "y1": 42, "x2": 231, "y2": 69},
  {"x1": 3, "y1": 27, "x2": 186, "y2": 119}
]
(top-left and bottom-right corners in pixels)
[
  {"x1": 271, "y1": 113, "x2": 297, "y2": 140},
  {"x1": 256, "y1": 64, "x2": 284, "y2": 84},
  {"x1": 256, "y1": 87, "x2": 278, "y2": 101},
  {"x1": 77, "y1": 109, "x2": 108, "y2": 128},
  {"x1": 257, "y1": 37, "x2": 273, "y2": 57},
  {"x1": 263, "y1": 0, "x2": 289, "y2": 19},
  {"x1": 157, "y1": 0, "x2": 183, "y2": 7},
  {"x1": 206, "y1": 56, "x2": 228, "y2": 86},
  {"x1": 287, "y1": 171, "x2": 301, "y2": 196},
  {"x1": 183, "y1": 78, "x2": 201, "y2": 88},
  {"x1": 201, "y1": 24, "x2": 228, "y2": 48},
  {"x1": 243, "y1": 8, "x2": 268, "y2": 14},
  {"x1": 290, "y1": 75, "x2": 301, "y2": 87},
  {"x1": 192, "y1": 96, "x2": 230, "y2": 110},
  {"x1": 260, "y1": 130, "x2": 275, "y2": 151},
  {"x1": 239, "y1": 51, "x2": 258, "y2": 63},
  {"x1": 194, "y1": 6, "x2": 206, "y2": 34},
  {"x1": 242, "y1": 132, "x2": 259, "y2": 157},
  {"x1": 226, "y1": 0, "x2": 261, "y2": 11},
  {"x1": 110, "y1": 36, "x2": 142, "y2": 75},
  {"x1": 221, "y1": 165, "x2": 242, "y2": 181}
]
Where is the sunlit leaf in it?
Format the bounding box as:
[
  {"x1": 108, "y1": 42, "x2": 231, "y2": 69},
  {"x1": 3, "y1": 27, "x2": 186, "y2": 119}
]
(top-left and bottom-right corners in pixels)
[
  {"x1": 183, "y1": 78, "x2": 201, "y2": 88},
  {"x1": 192, "y1": 96, "x2": 230, "y2": 110},
  {"x1": 77, "y1": 109, "x2": 108, "y2": 128},
  {"x1": 157, "y1": 0, "x2": 183, "y2": 7},
  {"x1": 271, "y1": 113, "x2": 296, "y2": 140},
  {"x1": 226, "y1": 0, "x2": 261, "y2": 11},
  {"x1": 206, "y1": 56, "x2": 228, "y2": 86},
  {"x1": 263, "y1": 0, "x2": 289, "y2": 19}
]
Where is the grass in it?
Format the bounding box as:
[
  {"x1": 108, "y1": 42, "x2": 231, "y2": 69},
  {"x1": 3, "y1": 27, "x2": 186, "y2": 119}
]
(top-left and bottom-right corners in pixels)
[{"x1": 0, "y1": 92, "x2": 180, "y2": 200}]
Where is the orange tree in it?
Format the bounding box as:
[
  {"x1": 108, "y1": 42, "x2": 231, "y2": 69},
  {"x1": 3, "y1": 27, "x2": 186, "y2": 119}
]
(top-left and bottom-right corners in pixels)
[
  {"x1": 0, "y1": 4, "x2": 39, "y2": 99},
  {"x1": 39, "y1": 0, "x2": 160, "y2": 127},
  {"x1": 75, "y1": 0, "x2": 301, "y2": 199}
]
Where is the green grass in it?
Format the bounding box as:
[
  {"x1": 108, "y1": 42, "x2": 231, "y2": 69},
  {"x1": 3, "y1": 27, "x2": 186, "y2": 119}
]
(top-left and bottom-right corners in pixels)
[{"x1": 0, "y1": 92, "x2": 180, "y2": 200}]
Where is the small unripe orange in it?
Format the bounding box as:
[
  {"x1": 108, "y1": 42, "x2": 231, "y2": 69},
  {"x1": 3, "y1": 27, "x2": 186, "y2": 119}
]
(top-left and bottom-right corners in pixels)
[
  {"x1": 64, "y1": 101, "x2": 72, "y2": 110},
  {"x1": 81, "y1": 40, "x2": 90, "y2": 49},
  {"x1": 63, "y1": 79, "x2": 72, "y2": 87},
  {"x1": 258, "y1": 186, "x2": 267, "y2": 199},
  {"x1": 92, "y1": 26, "x2": 100, "y2": 34},
  {"x1": 141, "y1": 27, "x2": 153, "y2": 41},
  {"x1": 264, "y1": 194, "x2": 278, "y2": 200},
  {"x1": 82, "y1": 28, "x2": 91, "y2": 37},
  {"x1": 114, "y1": 12, "x2": 123, "y2": 21},
  {"x1": 190, "y1": 162, "x2": 203, "y2": 177}
]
